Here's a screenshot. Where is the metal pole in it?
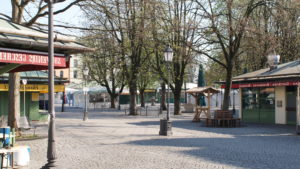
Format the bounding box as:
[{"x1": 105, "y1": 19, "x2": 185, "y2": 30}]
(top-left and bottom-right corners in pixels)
[
  {"x1": 233, "y1": 89, "x2": 236, "y2": 115},
  {"x1": 184, "y1": 80, "x2": 187, "y2": 103},
  {"x1": 167, "y1": 65, "x2": 171, "y2": 121},
  {"x1": 167, "y1": 65, "x2": 170, "y2": 121},
  {"x1": 297, "y1": 85, "x2": 300, "y2": 134},
  {"x1": 61, "y1": 91, "x2": 65, "y2": 112},
  {"x1": 159, "y1": 46, "x2": 172, "y2": 136},
  {"x1": 83, "y1": 77, "x2": 88, "y2": 121},
  {"x1": 24, "y1": 84, "x2": 26, "y2": 122},
  {"x1": 45, "y1": 0, "x2": 56, "y2": 167}
]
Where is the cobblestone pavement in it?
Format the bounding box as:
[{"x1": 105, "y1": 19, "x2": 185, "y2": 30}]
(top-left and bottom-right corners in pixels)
[{"x1": 19, "y1": 106, "x2": 300, "y2": 169}]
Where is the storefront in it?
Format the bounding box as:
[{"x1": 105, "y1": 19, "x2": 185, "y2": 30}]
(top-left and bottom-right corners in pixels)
[
  {"x1": 0, "y1": 18, "x2": 92, "y2": 125},
  {"x1": 0, "y1": 71, "x2": 66, "y2": 126},
  {"x1": 228, "y1": 60, "x2": 300, "y2": 131}
]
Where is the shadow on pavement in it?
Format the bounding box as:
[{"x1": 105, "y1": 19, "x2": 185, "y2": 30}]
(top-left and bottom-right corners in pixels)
[
  {"x1": 125, "y1": 134, "x2": 300, "y2": 169},
  {"x1": 128, "y1": 119, "x2": 297, "y2": 137}
]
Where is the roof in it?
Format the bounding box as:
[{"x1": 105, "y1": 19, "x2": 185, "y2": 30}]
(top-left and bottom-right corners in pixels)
[
  {"x1": 0, "y1": 70, "x2": 67, "y2": 84},
  {"x1": 232, "y1": 60, "x2": 300, "y2": 82},
  {"x1": 186, "y1": 86, "x2": 220, "y2": 94},
  {"x1": 0, "y1": 18, "x2": 93, "y2": 54}
]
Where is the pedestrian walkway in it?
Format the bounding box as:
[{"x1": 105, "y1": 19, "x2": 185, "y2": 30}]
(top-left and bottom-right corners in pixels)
[{"x1": 19, "y1": 107, "x2": 300, "y2": 169}]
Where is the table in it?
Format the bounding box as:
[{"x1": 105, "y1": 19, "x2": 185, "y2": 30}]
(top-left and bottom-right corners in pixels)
[{"x1": 193, "y1": 106, "x2": 210, "y2": 122}]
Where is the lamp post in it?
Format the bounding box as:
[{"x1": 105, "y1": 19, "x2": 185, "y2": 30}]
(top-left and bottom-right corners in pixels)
[
  {"x1": 159, "y1": 45, "x2": 173, "y2": 136},
  {"x1": 83, "y1": 67, "x2": 89, "y2": 121},
  {"x1": 22, "y1": 79, "x2": 28, "y2": 126},
  {"x1": 43, "y1": 0, "x2": 65, "y2": 168}
]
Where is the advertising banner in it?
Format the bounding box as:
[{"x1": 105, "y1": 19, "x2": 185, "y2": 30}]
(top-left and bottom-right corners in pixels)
[{"x1": 0, "y1": 50, "x2": 66, "y2": 67}]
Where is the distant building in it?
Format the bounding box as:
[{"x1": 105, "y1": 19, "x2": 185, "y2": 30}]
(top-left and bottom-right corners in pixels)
[
  {"x1": 55, "y1": 54, "x2": 85, "y2": 85},
  {"x1": 69, "y1": 54, "x2": 85, "y2": 84}
]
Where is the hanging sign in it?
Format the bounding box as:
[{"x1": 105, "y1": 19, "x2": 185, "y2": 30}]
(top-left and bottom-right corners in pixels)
[{"x1": 0, "y1": 50, "x2": 66, "y2": 67}]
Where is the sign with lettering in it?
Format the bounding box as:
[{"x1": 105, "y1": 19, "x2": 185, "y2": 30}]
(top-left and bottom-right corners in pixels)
[
  {"x1": 0, "y1": 84, "x2": 65, "y2": 93},
  {"x1": 222, "y1": 81, "x2": 300, "y2": 88},
  {"x1": 0, "y1": 50, "x2": 66, "y2": 67}
]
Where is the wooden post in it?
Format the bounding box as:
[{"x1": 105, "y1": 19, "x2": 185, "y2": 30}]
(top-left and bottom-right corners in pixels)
[{"x1": 196, "y1": 94, "x2": 199, "y2": 106}]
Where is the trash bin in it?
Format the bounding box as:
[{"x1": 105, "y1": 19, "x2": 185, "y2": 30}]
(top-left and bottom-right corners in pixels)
[{"x1": 15, "y1": 146, "x2": 30, "y2": 166}]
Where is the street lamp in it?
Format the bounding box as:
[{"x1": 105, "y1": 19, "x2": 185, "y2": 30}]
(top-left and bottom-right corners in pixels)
[
  {"x1": 83, "y1": 67, "x2": 89, "y2": 121},
  {"x1": 22, "y1": 79, "x2": 28, "y2": 127},
  {"x1": 159, "y1": 45, "x2": 173, "y2": 136},
  {"x1": 43, "y1": 0, "x2": 65, "y2": 168}
]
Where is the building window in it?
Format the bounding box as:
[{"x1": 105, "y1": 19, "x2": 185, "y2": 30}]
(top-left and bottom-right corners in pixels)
[
  {"x1": 242, "y1": 87, "x2": 275, "y2": 123},
  {"x1": 73, "y1": 70, "x2": 78, "y2": 78},
  {"x1": 60, "y1": 71, "x2": 64, "y2": 78},
  {"x1": 74, "y1": 59, "x2": 78, "y2": 67}
]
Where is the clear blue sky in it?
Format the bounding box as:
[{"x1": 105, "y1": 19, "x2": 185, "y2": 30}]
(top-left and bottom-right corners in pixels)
[{"x1": 0, "y1": 0, "x2": 84, "y2": 35}]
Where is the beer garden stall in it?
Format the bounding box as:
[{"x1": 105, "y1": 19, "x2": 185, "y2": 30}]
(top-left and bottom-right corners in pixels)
[
  {"x1": 0, "y1": 18, "x2": 92, "y2": 124},
  {"x1": 0, "y1": 71, "x2": 67, "y2": 127}
]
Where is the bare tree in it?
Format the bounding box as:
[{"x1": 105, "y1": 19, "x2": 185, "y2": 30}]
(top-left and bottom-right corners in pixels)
[
  {"x1": 81, "y1": 0, "x2": 151, "y2": 115},
  {"x1": 194, "y1": 0, "x2": 266, "y2": 110},
  {"x1": 83, "y1": 33, "x2": 125, "y2": 108},
  {"x1": 137, "y1": 60, "x2": 157, "y2": 107},
  {"x1": 153, "y1": 0, "x2": 200, "y2": 115},
  {"x1": 242, "y1": 0, "x2": 300, "y2": 71}
]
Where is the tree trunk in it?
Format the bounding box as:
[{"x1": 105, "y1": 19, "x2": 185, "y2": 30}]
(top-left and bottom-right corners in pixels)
[
  {"x1": 8, "y1": 73, "x2": 20, "y2": 131},
  {"x1": 140, "y1": 90, "x2": 145, "y2": 107},
  {"x1": 110, "y1": 94, "x2": 116, "y2": 109},
  {"x1": 161, "y1": 82, "x2": 167, "y2": 110},
  {"x1": 11, "y1": 2, "x2": 22, "y2": 135},
  {"x1": 173, "y1": 89, "x2": 181, "y2": 115},
  {"x1": 222, "y1": 66, "x2": 233, "y2": 111},
  {"x1": 129, "y1": 83, "x2": 137, "y2": 115}
]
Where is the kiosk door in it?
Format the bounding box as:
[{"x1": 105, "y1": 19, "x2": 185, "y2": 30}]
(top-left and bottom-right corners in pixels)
[{"x1": 286, "y1": 86, "x2": 297, "y2": 125}]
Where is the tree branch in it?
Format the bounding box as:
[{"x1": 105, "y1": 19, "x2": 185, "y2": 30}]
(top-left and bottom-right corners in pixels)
[
  {"x1": 25, "y1": 0, "x2": 84, "y2": 27},
  {"x1": 193, "y1": 48, "x2": 227, "y2": 68}
]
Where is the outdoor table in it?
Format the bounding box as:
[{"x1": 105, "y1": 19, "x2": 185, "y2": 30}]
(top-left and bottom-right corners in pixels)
[{"x1": 193, "y1": 106, "x2": 210, "y2": 122}]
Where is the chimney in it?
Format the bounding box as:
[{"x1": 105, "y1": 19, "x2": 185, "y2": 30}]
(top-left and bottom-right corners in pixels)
[{"x1": 267, "y1": 54, "x2": 280, "y2": 70}]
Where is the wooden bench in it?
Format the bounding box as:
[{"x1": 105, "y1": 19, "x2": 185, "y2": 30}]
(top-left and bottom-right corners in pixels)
[
  {"x1": 204, "y1": 110, "x2": 241, "y2": 127},
  {"x1": 214, "y1": 110, "x2": 233, "y2": 119}
]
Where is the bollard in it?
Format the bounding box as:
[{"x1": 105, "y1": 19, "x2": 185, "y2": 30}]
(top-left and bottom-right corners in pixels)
[{"x1": 146, "y1": 106, "x2": 148, "y2": 116}]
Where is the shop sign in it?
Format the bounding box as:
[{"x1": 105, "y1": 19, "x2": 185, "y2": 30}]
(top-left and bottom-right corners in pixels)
[
  {"x1": 0, "y1": 50, "x2": 66, "y2": 67},
  {"x1": 0, "y1": 84, "x2": 65, "y2": 93},
  {"x1": 222, "y1": 81, "x2": 300, "y2": 88}
]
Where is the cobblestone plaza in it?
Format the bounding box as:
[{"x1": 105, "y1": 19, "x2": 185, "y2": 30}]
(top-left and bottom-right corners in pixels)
[{"x1": 21, "y1": 107, "x2": 300, "y2": 169}]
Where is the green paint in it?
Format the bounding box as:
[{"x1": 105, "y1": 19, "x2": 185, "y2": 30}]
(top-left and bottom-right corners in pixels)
[
  {"x1": 242, "y1": 88, "x2": 275, "y2": 124},
  {"x1": 0, "y1": 92, "x2": 9, "y2": 116},
  {"x1": 0, "y1": 91, "x2": 48, "y2": 122}
]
